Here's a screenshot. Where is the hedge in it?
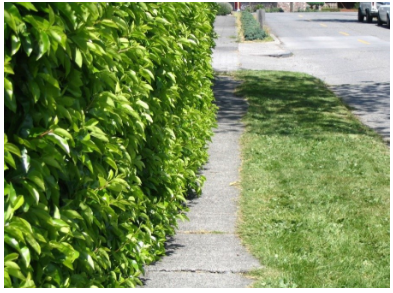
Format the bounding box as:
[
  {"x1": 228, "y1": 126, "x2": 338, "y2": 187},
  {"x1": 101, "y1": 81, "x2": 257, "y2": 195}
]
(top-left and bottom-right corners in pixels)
[
  {"x1": 241, "y1": 11, "x2": 267, "y2": 41},
  {"x1": 216, "y1": 2, "x2": 233, "y2": 15},
  {"x1": 4, "y1": 2, "x2": 218, "y2": 288}
]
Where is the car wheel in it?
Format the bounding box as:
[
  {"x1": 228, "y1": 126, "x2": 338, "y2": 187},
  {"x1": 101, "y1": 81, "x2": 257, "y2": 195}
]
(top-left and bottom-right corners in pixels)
[
  {"x1": 366, "y1": 10, "x2": 373, "y2": 23},
  {"x1": 387, "y1": 15, "x2": 390, "y2": 29},
  {"x1": 377, "y1": 13, "x2": 382, "y2": 26},
  {"x1": 358, "y1": 8, "x2": 364, "y2": 22}
]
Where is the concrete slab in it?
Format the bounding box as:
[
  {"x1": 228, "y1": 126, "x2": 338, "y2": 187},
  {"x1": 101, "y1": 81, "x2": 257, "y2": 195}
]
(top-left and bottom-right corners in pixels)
[
  {"x1": 141, "y1": 271, "x2": 253, "y2": 288},
  {"x1": 212, "y1": 16, "x2": 240, "y2": 71},
  {"x1": 145, "y1": 234, "x2": 261, "y2": 273}
]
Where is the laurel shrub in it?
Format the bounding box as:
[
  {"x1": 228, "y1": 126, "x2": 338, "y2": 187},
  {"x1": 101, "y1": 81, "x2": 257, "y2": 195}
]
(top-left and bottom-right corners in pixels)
[{"x1": 4, "y1": 2, "x2": 217, "y2": 288}]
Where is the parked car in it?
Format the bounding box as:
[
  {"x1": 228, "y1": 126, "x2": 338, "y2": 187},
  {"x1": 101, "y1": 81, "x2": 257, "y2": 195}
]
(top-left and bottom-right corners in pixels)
[
  {"x1": 377, "y1": 4, "x2": 390, "y2": 28},
  {"x1": 358, "y1": 2, "x2": 390, "y2": 23}
]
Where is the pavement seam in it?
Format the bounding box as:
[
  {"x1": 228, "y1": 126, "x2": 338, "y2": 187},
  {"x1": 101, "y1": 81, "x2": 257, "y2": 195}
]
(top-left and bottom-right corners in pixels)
[
  {"x1": 177, "y1": 231, "x2": 229, "y2": 235},
  {"x1": 147, "y1": 269, "x2": 251, "y2": 274}
]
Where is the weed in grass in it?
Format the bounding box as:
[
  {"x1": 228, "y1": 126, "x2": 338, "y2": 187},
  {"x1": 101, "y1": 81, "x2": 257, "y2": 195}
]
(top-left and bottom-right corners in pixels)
[{"x1": 233, "y1": 70, "x2": 390, "y2": 288}]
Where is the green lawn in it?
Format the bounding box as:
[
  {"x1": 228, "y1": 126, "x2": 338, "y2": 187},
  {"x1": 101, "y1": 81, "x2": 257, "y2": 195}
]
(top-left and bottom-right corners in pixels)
[{"x1": 233, "y1": 70, "x2": 390, "y2": 288}]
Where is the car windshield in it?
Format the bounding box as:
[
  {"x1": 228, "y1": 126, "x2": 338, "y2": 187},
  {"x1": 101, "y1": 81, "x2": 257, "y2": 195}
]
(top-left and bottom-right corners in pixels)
[{"x1": 377, "y1": 2, "x2": 390, "y2": 5}]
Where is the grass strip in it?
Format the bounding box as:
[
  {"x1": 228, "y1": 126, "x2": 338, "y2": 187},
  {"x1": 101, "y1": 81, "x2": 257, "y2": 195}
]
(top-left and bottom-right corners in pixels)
[{"x1": 233, "y1": 70, "x2": 390, "y2": 288}]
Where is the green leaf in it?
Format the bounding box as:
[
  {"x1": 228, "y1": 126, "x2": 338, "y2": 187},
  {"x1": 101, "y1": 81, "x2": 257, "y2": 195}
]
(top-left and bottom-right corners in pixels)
[
  {"x1": 104, "y1": 156, "x2": 118, "y2": 172},
  {"x1": 4, "y1": 225, "x2": 25, "y2": 243},
  {"x1": 100, "y1": 19, "x2": 118, "y2": 28},
  {"x1": 48, "y1": 5, "x2": 55, "y2": 26},
  {"x1": 107, "y1": 182, "x2": 123, "y2": 192},
  {"x1": 12, "y1": 217, "x2": 33, "y2": 234},
  {"x1": 21, "y1": 33, "x2": 33, "y2": 56},
  {"x1": 81, "y1": 139, "x2": 102, "y2": 154},
  {"x1": 61, "y1": 209, "x2": 83, "y2": 220},
  {"x1": 98, "y1": 176, "x2": 107, "y2": 188},
  {"x1": 4, "y1": 62, "x2": 14, "y2": 74},
  {"x1": 36, "y1": 31, "x2": 50, "y2": 60},
  {"x1": 23, "y1": 181, "x2": 40, "y2": 205},
  {"x1": 80, "y1": 203, "x2": 93, "y2": 224},
  {"x1": 4, "y1": 10, "x2": 17, "y2": 33},
  {"x1": 29, "y1": 81, "x2": 40, "y2": 103},
  {"x1": 51, "y1": 218, "x2": 69, "y2": 228},
  {"x1": 75, "y1": 48, "x2": 83, "y2": 68},
  {"x1": 20, "y1": 246, "x2": 31, "y2": 268},
  {"x1": 87, "y1": 126, "x2": 109, "y2": 142},
  {"x1": 4, "y1": 76, "x2": 16, "y2": 113},
  {"x1": 47, "y1": 133, "x2": 70, "y2": 154},
  {"x1": 12, "y1": 195, "x2": 24, "y2": 211},
  {"x1": 4, "y1": 272, "x2": 12, "y2": 288},
  {"x1": 136, "y1": 99, "x2": 149, "y2": 110},
  {"x1": 5, "y1": 142, "x2": 21, "y2": 157},
  {"x1": 85, "y1": 253, "x2": 95, "y2": 270},
  {"x1": 48, "y1": 28, "x2": 67, "y2": 49},
  {"x1": 5, "y1": 262, "x2": 26, "y2": 280},
  {"x1": 4, "y1": 3, "x2": 22, "y2": 33},
  {"x1": 4, "y1": 151, "x2": 16, "y2": 169},
  {"x1": 15, "y1": 2, "x2": 38, "y2": 11},
  {"x1": 167, "y1": 72, "x2": 177, "y2": 83},
  {"x1": 27, "y1": 172, "x2": 45, "y2": 191},
  {"x1": 5, "y1": 235, "x2": 21, "y2": 252},
  {"x1": 41, "y1": 156, "x2": 62, "y2": 169},
  {"x1": 25, "y1": 233, "x2": 41, "y2": 255},
  {"x1": 140, "y1": 68, "x2": 155, "y2": 82},
  {"x1": 21, "y1": 147, "x2": 30, "y2": 173},
  {"x1": 11, "y1": 34, "x2": 21, "y2": 55},
  {"x1": 38, "y1": 73, "x2": 60, "y2": 89},
  {"x1": 4, "y1": 253, "x2": 19, "y2": 262},
  {"x1": 53, "y1": 127, "x2": 73, "y2": 141}
]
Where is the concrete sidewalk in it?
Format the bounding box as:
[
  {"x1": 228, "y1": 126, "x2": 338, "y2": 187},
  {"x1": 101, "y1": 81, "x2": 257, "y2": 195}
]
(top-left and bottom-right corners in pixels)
[
  {"x1": 141, "y1": 14, "x2": 290, "y2": 288},
  {"x1": 141, "y1": 74, "x2": 261, "y2": 288},
  {"x1": 212, "y1": 15, "x2": 291, "y2": 72}
]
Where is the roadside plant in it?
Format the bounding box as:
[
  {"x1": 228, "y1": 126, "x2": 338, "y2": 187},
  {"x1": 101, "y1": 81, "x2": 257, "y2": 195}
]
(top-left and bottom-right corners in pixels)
[
  {"x1": 216, "y1": 2, "x2": 233, "y2": 15},
  {"x1": 241, "y1": 11, "x2": 267, "y2": 40},
  {"x1": 4, "y1": 2, "x2": 217, "y2": 288}
]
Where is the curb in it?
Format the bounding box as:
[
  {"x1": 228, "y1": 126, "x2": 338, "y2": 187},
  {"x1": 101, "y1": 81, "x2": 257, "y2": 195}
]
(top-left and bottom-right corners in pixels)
[{"x1": 267, "y1": 32, "x2": 293, "y2": 57}]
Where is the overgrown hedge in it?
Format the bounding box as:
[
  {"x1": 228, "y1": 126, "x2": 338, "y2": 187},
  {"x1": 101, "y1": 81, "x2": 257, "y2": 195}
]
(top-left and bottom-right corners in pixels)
[
  {"x1": 241, "y1": 11, "x2": 267, "y2": 41},
  {"x1": 216, "y1": 2, "x2": 233, "y2": 15},
  {"x1": 4, "y1": 2, "x2": 217, "y2": 288}
]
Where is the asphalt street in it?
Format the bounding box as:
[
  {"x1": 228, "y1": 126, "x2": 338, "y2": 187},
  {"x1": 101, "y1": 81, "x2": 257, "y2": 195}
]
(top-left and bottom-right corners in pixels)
[{"x1": 264, "y1": 12, "x2": 390, "y2": 85}]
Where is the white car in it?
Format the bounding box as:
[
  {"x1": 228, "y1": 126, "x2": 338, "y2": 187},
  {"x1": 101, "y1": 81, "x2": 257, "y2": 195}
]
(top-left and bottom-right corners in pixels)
[
  {"x1": 358, "y1": 2, "x2": 390, "y2": 23},
  {"x1": 377, "y1": 4, "x2": 390, "y2": 28}
]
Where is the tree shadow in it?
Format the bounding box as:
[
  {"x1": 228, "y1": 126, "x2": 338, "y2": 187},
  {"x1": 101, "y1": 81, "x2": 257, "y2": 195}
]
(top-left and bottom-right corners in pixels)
[
  {"x1": 138, "y1": 236, "x2": 185, "y2": 285},
  {"x1": 212, "y1": 76, "x2": 248, "y2": 130},
  {"x1": 235, "y1": 72, "x2": 386, "y2": 139}
]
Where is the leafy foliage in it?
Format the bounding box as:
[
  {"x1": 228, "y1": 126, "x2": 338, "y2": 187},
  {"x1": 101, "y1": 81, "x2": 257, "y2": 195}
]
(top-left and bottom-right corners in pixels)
[
  {"x1": 4, "y1": 2, "x2": 217, "y2": 288},
  {"x1": 240, "y1": 11, "x2": 267, "y2": 41},
  {"x1": 216, "y1": 2, "x2": 233, "y2": 15}
]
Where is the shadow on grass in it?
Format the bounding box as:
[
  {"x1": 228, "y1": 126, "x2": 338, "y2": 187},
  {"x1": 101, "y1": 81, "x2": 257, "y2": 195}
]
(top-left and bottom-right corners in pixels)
[{"x1": 234, "y1": 71, "x2": 379, "y2": 138}]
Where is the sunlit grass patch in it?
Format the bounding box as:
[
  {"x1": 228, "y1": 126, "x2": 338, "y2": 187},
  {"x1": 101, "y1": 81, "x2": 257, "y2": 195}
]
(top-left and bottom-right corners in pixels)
[{"x1": 233, "y1": 70, "x2": 390, "y2": 288}]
